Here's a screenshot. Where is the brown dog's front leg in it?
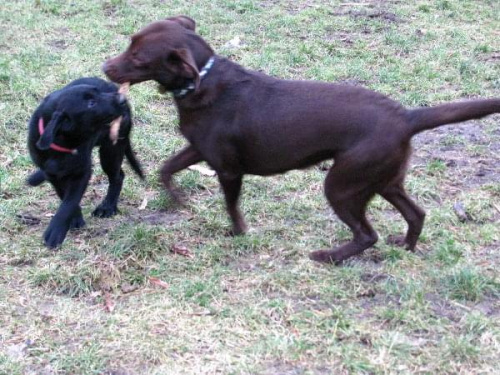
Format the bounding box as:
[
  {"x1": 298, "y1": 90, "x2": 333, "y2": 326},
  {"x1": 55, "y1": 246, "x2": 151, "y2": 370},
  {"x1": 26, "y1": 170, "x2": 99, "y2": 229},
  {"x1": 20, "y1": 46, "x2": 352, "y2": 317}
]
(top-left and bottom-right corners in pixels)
[
  {"x1": 160, "y1": 145, "x2": 203, "y2": 205},
  {"x1": 218, "y1": 173, "x2": 247, "y2": 236}
]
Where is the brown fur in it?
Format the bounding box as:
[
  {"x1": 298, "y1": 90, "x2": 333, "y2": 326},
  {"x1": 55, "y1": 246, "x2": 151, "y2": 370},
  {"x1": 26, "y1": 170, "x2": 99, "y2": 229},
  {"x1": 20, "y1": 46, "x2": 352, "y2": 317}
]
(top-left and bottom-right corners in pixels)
[{"x1": 103, "y1": 16, "x2": 500, "y2": 263}]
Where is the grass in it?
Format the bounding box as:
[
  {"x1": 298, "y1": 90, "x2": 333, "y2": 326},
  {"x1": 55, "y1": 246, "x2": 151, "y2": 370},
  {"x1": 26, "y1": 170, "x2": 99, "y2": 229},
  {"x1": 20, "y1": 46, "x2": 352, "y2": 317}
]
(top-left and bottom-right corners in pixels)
[{"x1": 1, "y1": 0, "x2": 499, "y2": 374}]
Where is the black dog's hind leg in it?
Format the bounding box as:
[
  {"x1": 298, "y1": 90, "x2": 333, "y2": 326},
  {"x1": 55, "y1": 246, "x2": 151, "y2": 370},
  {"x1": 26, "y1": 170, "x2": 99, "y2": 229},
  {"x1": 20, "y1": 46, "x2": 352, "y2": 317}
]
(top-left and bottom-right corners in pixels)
[
  {"x1": 44, "y1": 173, "x2": 90, "y2": 248},
  {"x1": 92, "y1": 143, "x2": 125, "y2": 218}
]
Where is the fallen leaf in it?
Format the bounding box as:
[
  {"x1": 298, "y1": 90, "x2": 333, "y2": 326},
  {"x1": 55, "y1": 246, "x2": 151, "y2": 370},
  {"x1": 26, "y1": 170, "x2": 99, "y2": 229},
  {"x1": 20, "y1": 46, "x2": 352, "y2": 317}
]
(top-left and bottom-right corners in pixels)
[
  {"x1": 189, "y1": 308, "x2": 215, "y2": 316},
  {"x1": 453, "y1": 202, "x2": 471, "y2": 222},
  {"x1": 171, "y1": 244, "x2": 194, "y2": 258},
  {"x1": 103, "y1": 291, "x2": 115, "y2": 313},
  {"x1": 224, "y1": 36, "x2": 242, "y2": 49},
  {"x1": 16, "y1": 214, "x2": 41, "y2": 226},
  {"x1": 139, "y1": 196, "x2": 148, "y2": 210},
  {"x1": 149, "y1": 277, "x2": 169, "y2": 289},
  {"x1": 120, "y1": 282, "x2": 139, "y2": 294},
  {"x1": 188, "y1": 164, "x2": 216, "y2": 176}
]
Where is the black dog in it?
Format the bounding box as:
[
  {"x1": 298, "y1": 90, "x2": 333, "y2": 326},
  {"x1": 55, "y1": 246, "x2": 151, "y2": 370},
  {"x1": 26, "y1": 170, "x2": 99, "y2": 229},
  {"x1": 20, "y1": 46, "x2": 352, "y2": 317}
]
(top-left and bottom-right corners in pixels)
[{"x1": 27, "y1": 77, "x2": 144, "y2": 248}]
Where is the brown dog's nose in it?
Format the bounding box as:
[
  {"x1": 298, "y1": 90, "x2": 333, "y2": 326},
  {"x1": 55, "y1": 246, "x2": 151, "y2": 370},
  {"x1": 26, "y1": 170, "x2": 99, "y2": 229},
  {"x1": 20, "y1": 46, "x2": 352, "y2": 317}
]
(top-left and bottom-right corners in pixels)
[
  {"x1": 102, "y1": 61, "x2": 110, "y2": 74},
  {"x1": 102, "y1": 61, "x2": 117, "y2": 79}
]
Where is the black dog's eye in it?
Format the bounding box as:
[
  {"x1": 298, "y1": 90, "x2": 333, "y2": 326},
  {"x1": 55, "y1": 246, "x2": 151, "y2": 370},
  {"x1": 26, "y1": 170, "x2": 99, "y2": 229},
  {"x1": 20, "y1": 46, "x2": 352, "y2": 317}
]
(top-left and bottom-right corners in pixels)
[{"x1": 87, "y1": 99, "x2": 96, "y2": 108}]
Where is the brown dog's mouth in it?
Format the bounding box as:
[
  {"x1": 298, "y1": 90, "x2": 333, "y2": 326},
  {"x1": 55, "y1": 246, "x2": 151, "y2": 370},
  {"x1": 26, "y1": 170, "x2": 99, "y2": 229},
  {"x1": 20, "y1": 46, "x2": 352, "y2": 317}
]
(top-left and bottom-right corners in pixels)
[
  {"x1": 102, "y1": 65, "x2": 138, "y2": 86},
  {"x1": 108, "y1": 76, "x2": 133, "y2": 85},
  {"x1": 119, "y1": 82, "x2": 130, "y2": 95}
]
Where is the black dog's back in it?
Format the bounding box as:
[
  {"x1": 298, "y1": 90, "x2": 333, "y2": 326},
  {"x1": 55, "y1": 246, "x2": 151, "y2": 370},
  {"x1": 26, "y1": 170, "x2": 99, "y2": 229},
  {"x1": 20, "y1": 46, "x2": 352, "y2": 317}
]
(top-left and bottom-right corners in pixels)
[{"x1": 68, "y1": 77, "x2": 117, "y2": 93}]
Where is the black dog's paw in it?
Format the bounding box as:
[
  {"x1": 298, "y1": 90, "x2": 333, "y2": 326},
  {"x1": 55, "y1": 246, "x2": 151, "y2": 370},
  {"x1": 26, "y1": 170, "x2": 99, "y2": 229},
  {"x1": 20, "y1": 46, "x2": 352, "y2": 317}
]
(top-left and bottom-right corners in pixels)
[
  {"x1": 27, "y1": 169, "x2": 46, "y2": 187},
  {"x1": 92, "y1": 203, "x2": 119, "y2": 218},
  {"x1": 43, "y1": 224, "x2": 69, "y2": 249},
  {"x1": 69, "y1": 215, "x2": 86, "y2": 230}
]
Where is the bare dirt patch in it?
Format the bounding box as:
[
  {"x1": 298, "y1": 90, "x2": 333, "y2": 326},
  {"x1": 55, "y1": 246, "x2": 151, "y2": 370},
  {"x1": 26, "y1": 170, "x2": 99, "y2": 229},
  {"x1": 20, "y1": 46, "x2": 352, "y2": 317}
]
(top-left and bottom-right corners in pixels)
[
  {"x1": 412, "y1": 118, "x2": 500, "y2": 188},
  {"x1": 47, "y1": 39, "x2": 68, "y2": 50},
  {"x1": 331, "y1": 9, "x2": 400, "y2": 24},
  {"x1": 131, "y1": 211, "x2": 184, "y2": 226},
  {"x1": 479, "y1": 52, "x2": 500, "y2": 63}
]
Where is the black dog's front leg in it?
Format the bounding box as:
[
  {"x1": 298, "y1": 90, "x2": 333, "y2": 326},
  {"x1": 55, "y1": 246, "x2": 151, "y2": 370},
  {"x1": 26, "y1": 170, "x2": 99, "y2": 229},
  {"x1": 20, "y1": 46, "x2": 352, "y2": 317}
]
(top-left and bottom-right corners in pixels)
[
  {"x1": 92, "y1": 144, "x2": 126, "y2": 218},
  {"x1": 44, "y1": 173, "x2": 90, "y2": 248}
]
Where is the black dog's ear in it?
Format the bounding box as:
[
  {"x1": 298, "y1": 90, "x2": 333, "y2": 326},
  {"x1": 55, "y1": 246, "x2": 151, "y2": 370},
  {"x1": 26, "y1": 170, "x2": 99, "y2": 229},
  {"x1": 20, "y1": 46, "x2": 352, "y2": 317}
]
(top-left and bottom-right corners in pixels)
[
  {"x1": 166, "y1": 15, "x2": 196, "y2": 31},
  {"x1": 36, "y1": 111, "x2": 66, "y2": 150},
  {"x1": 168, "y1": 48, "x2": 200, "y2": 90}
]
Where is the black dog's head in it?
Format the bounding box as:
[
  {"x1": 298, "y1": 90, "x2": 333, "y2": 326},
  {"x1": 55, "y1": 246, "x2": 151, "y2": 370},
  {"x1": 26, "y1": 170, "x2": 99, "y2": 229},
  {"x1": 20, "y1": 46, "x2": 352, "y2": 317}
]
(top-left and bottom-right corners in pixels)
[{"x1": 37, "y1": 84, "x2": 127, "y2": 150}]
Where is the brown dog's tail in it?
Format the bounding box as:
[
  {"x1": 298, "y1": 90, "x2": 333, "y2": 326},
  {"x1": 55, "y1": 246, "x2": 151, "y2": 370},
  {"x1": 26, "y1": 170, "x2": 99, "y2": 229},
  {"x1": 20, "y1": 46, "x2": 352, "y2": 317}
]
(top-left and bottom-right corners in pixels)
[{"x1": 407, "y1": 98, "x2": 500, "y2": 136}]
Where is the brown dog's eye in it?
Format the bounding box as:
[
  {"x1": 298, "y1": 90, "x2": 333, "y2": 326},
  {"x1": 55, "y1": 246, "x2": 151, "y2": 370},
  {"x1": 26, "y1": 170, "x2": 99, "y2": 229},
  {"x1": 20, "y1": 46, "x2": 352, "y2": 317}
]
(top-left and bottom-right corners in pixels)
[{"x1": 132, "y1": 56, "x2": 148, "y2": 69}]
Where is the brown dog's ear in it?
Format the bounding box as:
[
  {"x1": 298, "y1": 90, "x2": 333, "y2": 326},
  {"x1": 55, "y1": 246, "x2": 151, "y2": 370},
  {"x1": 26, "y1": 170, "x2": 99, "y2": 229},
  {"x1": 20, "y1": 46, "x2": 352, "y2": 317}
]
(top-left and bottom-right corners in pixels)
[
  {"x1": 169, "y1": 48, "x2": 200, "y2": 90},
  {"x1": 165, "y1": 15, "x2": 196, "y2": 31},
  {"x1": 36, "y1": 111, "x2": 65, "y2": 150}
]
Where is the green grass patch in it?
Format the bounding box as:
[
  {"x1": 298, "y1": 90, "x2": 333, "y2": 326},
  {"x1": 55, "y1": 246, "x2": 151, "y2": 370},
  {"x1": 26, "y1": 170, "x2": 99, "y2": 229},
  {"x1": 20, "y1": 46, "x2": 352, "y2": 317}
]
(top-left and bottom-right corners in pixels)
[{"x1": 1, "y1": 0, "x2": 499, "y2": 374}]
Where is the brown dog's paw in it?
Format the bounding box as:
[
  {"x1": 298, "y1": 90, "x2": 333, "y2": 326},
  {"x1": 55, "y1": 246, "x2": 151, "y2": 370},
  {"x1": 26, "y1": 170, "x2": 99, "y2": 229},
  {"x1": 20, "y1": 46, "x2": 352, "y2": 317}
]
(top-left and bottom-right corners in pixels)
[
  {"x1": 166, "y1": 188, "x2": 187, "y2": 208},
  {"x1": 225, "y1": 225, "x2": 248, "y2": 237},
  {"x1": 309, "y1": 250, "x2": 343, "y2": 265},
  {"x1": 231, "y1": 221, "x2": 247, "y2": 236}
]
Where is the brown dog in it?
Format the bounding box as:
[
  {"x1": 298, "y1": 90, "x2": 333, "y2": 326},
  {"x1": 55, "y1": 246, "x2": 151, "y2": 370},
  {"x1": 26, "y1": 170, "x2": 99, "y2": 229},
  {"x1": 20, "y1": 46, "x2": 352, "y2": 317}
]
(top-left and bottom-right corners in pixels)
[{"x1": 103, "y1": 16, "x2": 500, "y2": 264}]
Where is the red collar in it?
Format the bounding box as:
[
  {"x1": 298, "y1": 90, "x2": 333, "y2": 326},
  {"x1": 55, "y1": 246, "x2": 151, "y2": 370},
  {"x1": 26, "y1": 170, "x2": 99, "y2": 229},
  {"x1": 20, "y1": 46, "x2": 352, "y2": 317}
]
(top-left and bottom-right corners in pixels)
[{"x1": 38, "y1": 118, "x2": 77, "y2": 155}]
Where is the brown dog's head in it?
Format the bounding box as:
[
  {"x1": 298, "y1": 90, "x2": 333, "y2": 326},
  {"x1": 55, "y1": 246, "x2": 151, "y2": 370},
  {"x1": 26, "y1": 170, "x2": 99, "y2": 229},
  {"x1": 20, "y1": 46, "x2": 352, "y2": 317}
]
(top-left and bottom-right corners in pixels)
[{"x1": 103, "y1": 16, "x2": 213, "y2": 92}]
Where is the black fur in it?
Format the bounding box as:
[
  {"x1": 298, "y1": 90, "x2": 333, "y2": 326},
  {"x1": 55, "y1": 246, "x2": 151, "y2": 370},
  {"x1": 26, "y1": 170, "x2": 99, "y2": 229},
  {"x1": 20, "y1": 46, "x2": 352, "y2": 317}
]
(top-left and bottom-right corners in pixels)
[{"x1": 27, "y1": 77, "x2": 144, "y2": 248}]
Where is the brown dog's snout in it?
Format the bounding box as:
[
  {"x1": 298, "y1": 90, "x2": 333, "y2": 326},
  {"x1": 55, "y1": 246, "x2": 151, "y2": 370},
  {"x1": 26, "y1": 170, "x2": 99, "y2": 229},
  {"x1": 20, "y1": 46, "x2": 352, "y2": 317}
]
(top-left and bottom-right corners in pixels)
[{"x1": 102, "y1": 61, "x2": 113, "y2": 76}]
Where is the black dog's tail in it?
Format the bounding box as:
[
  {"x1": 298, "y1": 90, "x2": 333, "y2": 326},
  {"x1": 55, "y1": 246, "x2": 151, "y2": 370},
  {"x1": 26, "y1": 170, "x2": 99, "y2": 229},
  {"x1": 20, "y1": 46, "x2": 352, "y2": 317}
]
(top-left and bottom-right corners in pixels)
[
  {"x1": 125, "y1": 140, "x2": 145, "y2": 180},
  {"x1": 407, "y1": 98, "x2": 500, "y2": 136},
  {"x1": 27, "y1": 169, "x2": 46, "y2": 186}
]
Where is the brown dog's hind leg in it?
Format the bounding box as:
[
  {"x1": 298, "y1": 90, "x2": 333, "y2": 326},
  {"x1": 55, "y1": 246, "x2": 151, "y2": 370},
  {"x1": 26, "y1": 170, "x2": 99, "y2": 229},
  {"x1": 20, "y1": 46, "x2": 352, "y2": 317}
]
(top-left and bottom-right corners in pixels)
[
  {"x1": 218, "y1": 173, "x2": 247, "y2": 235},
  {"x1": 160, "y1": 145, "x2": 203, "y2": 205},
  {"x1": 380, "y1": 183, "x2": 425, "y2": 251},
  {"x1": 309, "y1": 165, "x2": 378, "y2": 264}
]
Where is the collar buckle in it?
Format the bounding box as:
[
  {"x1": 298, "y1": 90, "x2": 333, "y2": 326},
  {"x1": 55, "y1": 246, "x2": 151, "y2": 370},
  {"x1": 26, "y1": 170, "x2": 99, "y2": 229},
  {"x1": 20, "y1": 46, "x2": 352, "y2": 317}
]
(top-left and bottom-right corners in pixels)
[{"x1": 173, "y1": 56, "x2": 215, "y2": 99}]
